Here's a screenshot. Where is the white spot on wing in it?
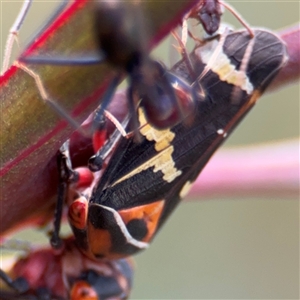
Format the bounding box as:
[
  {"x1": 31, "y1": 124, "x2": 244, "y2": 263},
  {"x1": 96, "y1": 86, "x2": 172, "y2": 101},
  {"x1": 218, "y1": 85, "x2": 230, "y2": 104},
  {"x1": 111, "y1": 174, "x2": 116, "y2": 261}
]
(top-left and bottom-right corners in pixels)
[
  {"x1": 179, "y1": 181, "x2": 193, "y2": 198},
  {"x1": 217, "y1": 128, "x2": 227, "y2": 137},
  {"x1": 195, "y1": 39, "x2": 254, "y2": 94}
]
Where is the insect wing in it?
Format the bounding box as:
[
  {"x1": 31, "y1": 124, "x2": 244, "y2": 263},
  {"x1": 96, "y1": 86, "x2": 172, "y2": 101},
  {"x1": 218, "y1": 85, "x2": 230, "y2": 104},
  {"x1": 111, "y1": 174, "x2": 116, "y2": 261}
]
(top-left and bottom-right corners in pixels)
[{"x1": 90, "y1": 29, "x2": 287, "y2": 241}]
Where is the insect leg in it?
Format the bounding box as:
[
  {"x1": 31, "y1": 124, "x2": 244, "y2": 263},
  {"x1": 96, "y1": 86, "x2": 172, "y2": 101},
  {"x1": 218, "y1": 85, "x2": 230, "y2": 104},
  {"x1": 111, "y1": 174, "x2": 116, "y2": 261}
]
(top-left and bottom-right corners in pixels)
[
  {"x1": 171, "y1": 27, "x2": 206, "y2": 102},
  {"x1": 219, "y1": 1, "x2": 254, "y2": 37},
  {"x1": 15, "y1": 62, "x2": 83, "y2": 132},
  {"x1": 52, "y1": 141, "x2": 95, "y2": 249},
  {"x1": 196, "y1": 26, "x2": 230, "y2": 82},
  {"x1": 89, "y1": 113, "x2": 130, "y2": 172},
  {"x1": 2, "y1": 0, "x2": 71, "y2": 74},
  {"x1": 1, "y1": 0, "x2": 33, "y2": 75},
  {"x1": 50, "y1": 141, "x2": 74, "y2": 249},
  {"x1": 171, "y1": 30, "x2": 196, "y2": 79},
  {"x1": 19, "y1": 54, "x2": 105, "y2": 66},
  {"x1": 92, "y1": 74, "x2": 123, "y2": 139},
  {"x1": 18, "y1": 57, "x2": 124, "y2": 140},
  {"x1": 127, "y1": 79, "x2": 142, "y2": 142}
]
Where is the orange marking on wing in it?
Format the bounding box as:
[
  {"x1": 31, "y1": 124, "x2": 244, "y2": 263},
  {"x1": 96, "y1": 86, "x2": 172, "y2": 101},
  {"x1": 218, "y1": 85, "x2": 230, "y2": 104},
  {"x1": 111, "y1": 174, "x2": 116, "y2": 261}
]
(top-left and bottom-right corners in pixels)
[
  {"x1": 118, "y1": 200, "x2": 165, "y2": 242},
  {"x1": 88, "y1": 227, "x2": 113, "y2": 258}
]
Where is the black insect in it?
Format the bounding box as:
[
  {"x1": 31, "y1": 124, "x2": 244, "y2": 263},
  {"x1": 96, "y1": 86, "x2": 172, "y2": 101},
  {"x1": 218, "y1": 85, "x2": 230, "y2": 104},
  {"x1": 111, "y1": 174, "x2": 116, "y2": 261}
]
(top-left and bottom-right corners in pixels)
[{"x1": 50, "y1": 29, "x2": 287, "y2": 260}]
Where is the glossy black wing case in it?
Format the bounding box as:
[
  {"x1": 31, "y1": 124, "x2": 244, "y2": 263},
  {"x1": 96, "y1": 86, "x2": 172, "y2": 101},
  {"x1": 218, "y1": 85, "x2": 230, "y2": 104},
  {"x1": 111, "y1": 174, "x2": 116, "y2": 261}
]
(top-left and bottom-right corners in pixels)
[{"x1": 88, "y1": 29, "x2": 287, "y2": 252}]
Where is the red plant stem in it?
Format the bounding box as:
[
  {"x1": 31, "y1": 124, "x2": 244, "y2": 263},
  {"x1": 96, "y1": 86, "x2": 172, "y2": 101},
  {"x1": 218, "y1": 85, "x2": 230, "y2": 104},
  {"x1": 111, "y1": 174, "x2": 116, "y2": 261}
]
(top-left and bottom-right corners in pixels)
[
  {"x1": 268, "y1": 24, "x2": 300, "y2": 91},
  {"x1": 187, "y1": 139, "x2": 299, "y2": 200}
]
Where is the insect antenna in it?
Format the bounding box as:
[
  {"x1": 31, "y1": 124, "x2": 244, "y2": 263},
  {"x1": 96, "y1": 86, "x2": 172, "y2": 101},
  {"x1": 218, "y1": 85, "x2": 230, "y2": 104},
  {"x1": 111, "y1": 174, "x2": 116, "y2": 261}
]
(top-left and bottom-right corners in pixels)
[
  {"x1": 219, "y1": 1, "x2": 254, "y2": 37},
  {"x1": 15, "y1": 62, "x2": 86, "y2": 135}
]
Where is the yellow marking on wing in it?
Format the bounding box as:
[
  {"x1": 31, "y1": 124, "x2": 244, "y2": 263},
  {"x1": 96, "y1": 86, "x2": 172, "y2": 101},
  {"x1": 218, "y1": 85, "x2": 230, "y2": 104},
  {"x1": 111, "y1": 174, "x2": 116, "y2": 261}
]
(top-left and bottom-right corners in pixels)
[
  {"x1": 179, "y1": 181, "x2": 193, "y2": 198},
  {"x1": 138, "y1": 107, "x2": 175, "y2": 151},
  {"x1": 195, "y1": 40, "x2": 254, "y2": 94},
  {"x1": 113, "y1": 109, "x2": 182, "y2": 186}
]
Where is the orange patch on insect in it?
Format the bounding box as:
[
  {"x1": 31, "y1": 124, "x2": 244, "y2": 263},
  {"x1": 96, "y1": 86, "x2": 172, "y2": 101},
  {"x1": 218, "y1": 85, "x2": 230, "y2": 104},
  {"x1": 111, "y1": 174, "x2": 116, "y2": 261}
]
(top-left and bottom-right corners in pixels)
[
  {"x1": 118, "y1": 200, "x2": 165, "y2": 242},
  {"x1": 68, "y1": 197, "x2": 88, "y2": 230},
  {"x1": 70, "y1": 280, "x2": 98, "y2": 300},
  {"x1": 87, "y1": 227, "x2": 114, "y2": 258}
]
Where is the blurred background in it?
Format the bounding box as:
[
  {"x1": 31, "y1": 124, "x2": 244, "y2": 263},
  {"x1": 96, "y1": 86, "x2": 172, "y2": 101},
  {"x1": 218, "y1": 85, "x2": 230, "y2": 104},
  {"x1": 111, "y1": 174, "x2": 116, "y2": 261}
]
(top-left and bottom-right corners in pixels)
[{"x1": 1, "y1": 1, "x2": 299, "y2": 299}]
